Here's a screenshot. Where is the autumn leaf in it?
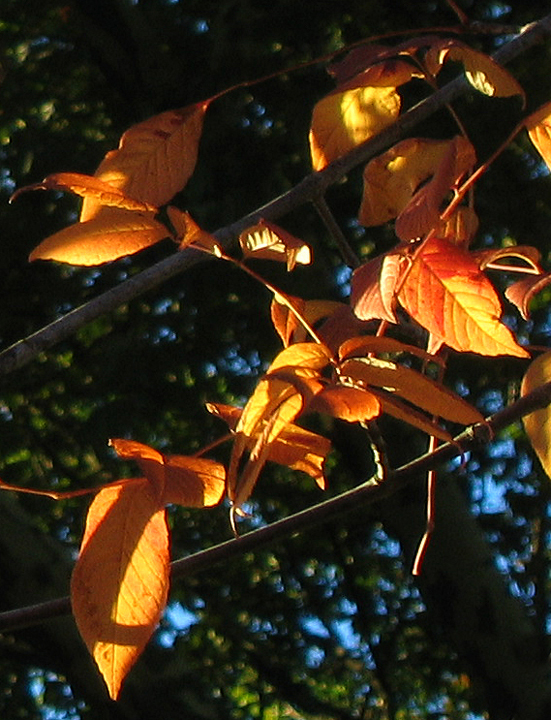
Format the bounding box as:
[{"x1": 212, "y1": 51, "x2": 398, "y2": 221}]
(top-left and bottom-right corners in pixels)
[
  {"x1": 239, "y1": 220, "x2": 311, "y2": 270},
  {"x1": 270, "y1": 295, "x2": 350, "y2": 348},
  {"x1": 71, "y1": 480, "x2": 169, "y2": 700},
  {"x1": 522, "y1": 352, "x2": 551, "y2": 481},
  {"x1": 350, "y1": 250, "x2": 403, "y2": 323},
  {"x1": 309, "y1": 60, "x2": 420, "y2": 171},
  {"x1": 339, "y1": 355, "x2": 483, "y2": 426},
  {"x1": 11, "y1": 172, "x2": 158, "y2": 214},
  {"x1": 81, "y1": 101, "x2": 210, "y2": 221},
  {"x1": 110, "y1": 438, "x2": 225, "y2": 508},
  {"x1": 505, "y1": 271, "x2": 551, "y2": 320},
  {"x1": 526, "y1": 101, "x2": 551, "y2": 170},
  {"x1": 167, "y1": 206, "x2": 221, "y2": 254},
  {"x1": 309, "y1": 384, "x2": 381, "y2": 424},
  {"x1": 425, "y1": 39, "x2": 525, "y2": 100},
  {"x1": 358, "y1": 137, "x2": 474, "y2": 230},
  {"x1": 398, "y1": 236, "x2": 529, "y2": 357},
  {"x1": 434, "y1": 206, "x2": 479, "y2": 248},
  {"x1": 29, "y1": 208, "x2": 169, "y2": 265}
]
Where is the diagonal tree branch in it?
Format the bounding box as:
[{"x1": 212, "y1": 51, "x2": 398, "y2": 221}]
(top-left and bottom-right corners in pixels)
[
  {"x1": 1, "y1": 373, "x2": 549, "y2": 633},
  {"x1": 0, "y1": 13, "x2": 550, "y2": 377}
]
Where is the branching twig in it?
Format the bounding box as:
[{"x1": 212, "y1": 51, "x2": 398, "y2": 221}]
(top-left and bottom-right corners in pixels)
[
  {"x1": 1, "y1": 374, "x2": 550, "y2": 633},
  {"x1": 0, "y1": 14, "x2": 549, "y2": 377}
]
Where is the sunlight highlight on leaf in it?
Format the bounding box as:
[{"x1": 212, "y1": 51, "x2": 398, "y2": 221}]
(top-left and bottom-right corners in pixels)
[{"x1": 522, "y1": 352, "x2": 551, "y2": 482}]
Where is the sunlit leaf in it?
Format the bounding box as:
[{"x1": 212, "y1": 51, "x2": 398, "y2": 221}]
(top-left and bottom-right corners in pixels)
[
  {"x1": 350, "y1": 250, "x2": 403, "y2": 322},
  {"x1": 81, "y1": 101, "x2": 210, "y2": 221},
  {"x1": 473, "y1": 245, "x2": 543, "y2": 274},
  {"x1": 29, "y1": 208, "x2": 169, "y2": 266},
  {"x1": 522, "y1": 352, "x2": 551, "y2": 481},
  {"x1": 526, "y1": 101, "x2": 551, "y2": 171},
  {"x1": 309, "y1": 60, "x2": 419, "y2": 171},
  {"x1": 398, "y1": 237, "x2": 529, "y2": 357},
  {"x1": 167, "y1": 206, "x2": 221, "y2": 254},
  {"x1": 270, "y1": 295, "x2": 347, "y2": 347},
  {"x1": 425, "y1": 39, "x2": 525, "y2": 100},
  {"x1": 338, "y1": 335, "x2": 445, "y2": 367},
  {"x1": 505, "y1": 271, "x2": 551, "y2": 320},
  {"x1": 434, "y1": 206, "x2": 479, "y2": 248},
  {"x1": 240, "y1": 220, "x2": 311, "y2": 270},
  {"x1": 340, "y1": 356, "x2": 483, "y2": 425},
  {"x1": 358, "y1": 137, "x2": 472, "y2": 229},
  {"x1": 71, "y1": 480, "x2": 169, "y2": 700},
  {"x1": 310, "y1": 385, "x2": 381, "y2": 423},
  {"x1": 110, "y1": 438, "x2": 225, "y2": 507},
  {"x1": 11, "y1": 172, "x2": 158, "y2": 214}
]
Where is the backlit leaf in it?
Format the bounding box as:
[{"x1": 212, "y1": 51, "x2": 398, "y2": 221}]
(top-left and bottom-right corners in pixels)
[
  {"x1": 398, "y1": 237, "x2": 529, "y2": 357},
  {"x1": 11, "y1": 172, "x2": 158, "y2": 214},
  {"x1": 350, "y1": 250, "x2": 403, "y2": 322},
  {"x1": 522, "y1": 352, "x2": 551, "y2": 480},
  {"x1": 29, "y1": 208, "x2": 169, "y2": 265},
  {"x1": 110, "y1": 438, "x2": 225, "y2": 507},
  {"x1": 240, "y1": 220, "x2": 311, "y2": 270},
  {"x1": 425, "y1": 40, "x2": 525, "y2": 100},
  {"x1": 340, "y1": 356, "x2": 483, "y2": 425},
  {"x1": 526, "y1": 102, "x2": 551, "y2": 171},
  {"x1": 71, "y1": 480, "x2": 169, "y2": 700},
  {"x1": 358, "y1": 137, "x2": 471, "y2": 229},
  {"x1": 309, "y1": 61, "x2": 418, "y2": 171},
  {"x1": 81, "y1": 101, "x2": 210, "y2": 221},
  {"x1": 505, "y1": 271, "x2": 551, "y2": 320},
  {"x1": 310, "y1": 385, "x2": 381, "y2": 423},
  {"x1": 167, "y1": 207, "x2": 221, "y2": 254}
]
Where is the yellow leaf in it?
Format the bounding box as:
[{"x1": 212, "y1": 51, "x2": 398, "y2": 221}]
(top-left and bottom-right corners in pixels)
[
  {"x1": 309, "y1": 61, "x2": 418, "y2": 171},
  {"x1": 29, "y1": 208, "x2": 169, "y2": 265},
  {"x1": 425, "y1": 40, "x2": 525, "y2": 100},
  {"x1": 71, "y1": 481, "x2": 169, "y2": 700},
  {"x1": 81, "y1": 102, "x2": 210, "y2": 221},
  {"x1": 522, "y1": 353, "x2": 551, "y2": 481},
  {"x1": 526, "y1": 101, "x2": 551, "y2": 172},
  {"x1": 166, "y1": 207, "x2": 221, "y2": 254}
]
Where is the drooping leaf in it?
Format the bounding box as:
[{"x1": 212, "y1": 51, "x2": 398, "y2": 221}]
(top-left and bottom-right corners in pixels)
[
  {"x1": 309, "y1": 385, "x2": 381, "y2": 423},
  {"x1": 358, "y1": 137, "x2": 472, "y2": 229},
  {"x1": 340, "y1": 356, "x2": 483, "y2": 425},
  {"x1": 81, "y1": 101, "x2": 211, "y2": 221},
  {"x1": 240, "y1": 220, "x2": 311, "y2": 270},
  {"x1": 398, "y1": 236, "x2": 529, "y2": 357},
  {"x1": 270, "y1": 295, "x2": 351, "y2": 348},
  {"x1": 11, "y1": 172, "x2": 158, "y2": 214},
  {"x1": 350, "y1": 250, "x2": 403, "y2": 322},
  {"x1": 71, "y1": 480, "x2": 169, "y2": 700},
  {"x1": 505, "y1": 271, "x2": 551, "y2": 320},
  {"x1": 29, "y1": 208, "x2": 169, "y2": 265},
  {"x1": 434, "y1": 206, "x2": 479, "y2": 248},
  {"x1": 425, "y1": 39, "x2": 525, "y2": 100},
  {"x1": 473, "y1": 245, "x2": 543, "y2": 274},
  {"x1": 309, "y1": 60, "x2": 419, "y2": 171},
  {"x1": 526, "y1": 101, "x2": 551, "y2": 171},
  {"x1": 338, "y1": 335, "x2": 445, "y2": 368},
  {"x1": 522, "y1": 352, "x2": 551, "y2": 480},
  {"x1": 394, "y1": 136, "x2": 476, "y2": 241},
  {"x1": 110, "y1": 438, "x2": 225, "y2": 507},
  {"x1": 167, "y1": 207, "x2": 221, "y2": 254}
]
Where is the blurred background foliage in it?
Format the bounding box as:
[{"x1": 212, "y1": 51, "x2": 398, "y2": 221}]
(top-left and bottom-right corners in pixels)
[{"x1": 1, "y1": 1, "x2": 551, "y2": 718}]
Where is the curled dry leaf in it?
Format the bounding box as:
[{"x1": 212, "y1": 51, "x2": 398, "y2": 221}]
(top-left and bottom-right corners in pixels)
[
  {"x1": 309, "y1": 60, "x2": 420, "y2": 171},
  {"x1": 350, "y1": 250, "x2": 403, "y2": 323},
  {"x1": 71, "y1": 480, "x2": 169, "y2": 700},
  {"x1": 522, "y1": 352, "x2": 551, "y2": 481},
  {"x1": 505, "y1": 271, "x2": 551, "y2": 320},
  {"x1": 81, "y1": 101, "x2": 211, "y2": 221},
  {"x1": 526, "y1": 101, "x2": 551, "y2": 171},
  {"x1": 29, "y1": 208, "x2": 169, "y2": 266},
  {"x1": 240, "y1": 220, "x2": 311, "y2": 270},
  {"x1": 398, "y1": 237, "x2": 529, "y2": 357},
  {"x1": 167, "y1": 206, "x2": 221, "y2": 254}
]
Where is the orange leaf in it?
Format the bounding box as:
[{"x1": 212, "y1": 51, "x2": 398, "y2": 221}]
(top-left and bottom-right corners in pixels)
[
  {"x1": 425, "y1": 40, "x2": 525, "y2": 100},
  {"x1": 29, "y1": 208, "x2": 169, "y2": 266},
  {"x1": 81, "y1": 101, "x2": 210, "y2": 221},
  {"x1": 310, "y1": 385, "x2": 381, "y2": 423},
  {"x1": 434, "y1": 206, "x2": 479, "y2": 248},
  {"x1": 309, "y1": 61, "x2": 418, "y2": 171},
  {"x1": 71, "y1": 480, "x2": 169, "y2": 700},
  {"x1": 522, "y1": 352, "x2": 551, "y2": 481},
  {"x1": 350, "y1": 250, "x2": 403, "y2": 322},
  {"x1": 167, "y1": 207, "x2": 221, "y2": 254},
  {"x1": 505, "y1": 272, "x2": 551, "y2": 321},
  {"x1": 358, "y1": 137, "x2": 471, "y2": 229},
  {"x1": 240, "y1": 220, "x2": 311, "y2": 270},
  {"x1": 398, "y1": 237, "x2": 529, "y2": 357},
  {"x1": 110, "y1": 438, "x2": 225, "y2": 507},
  {"x1": 526, "y1": 102, "x2": 551, "y2": 171},
  {"x1": 340, "y1": 356, "x2": 483, "y2": 425},
  {"x1": 270, "y1": 295, "x2": 346, "y2": 347},
  {"x1": 11, "y1": 172, "x2": 158, "y2": 214}
]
